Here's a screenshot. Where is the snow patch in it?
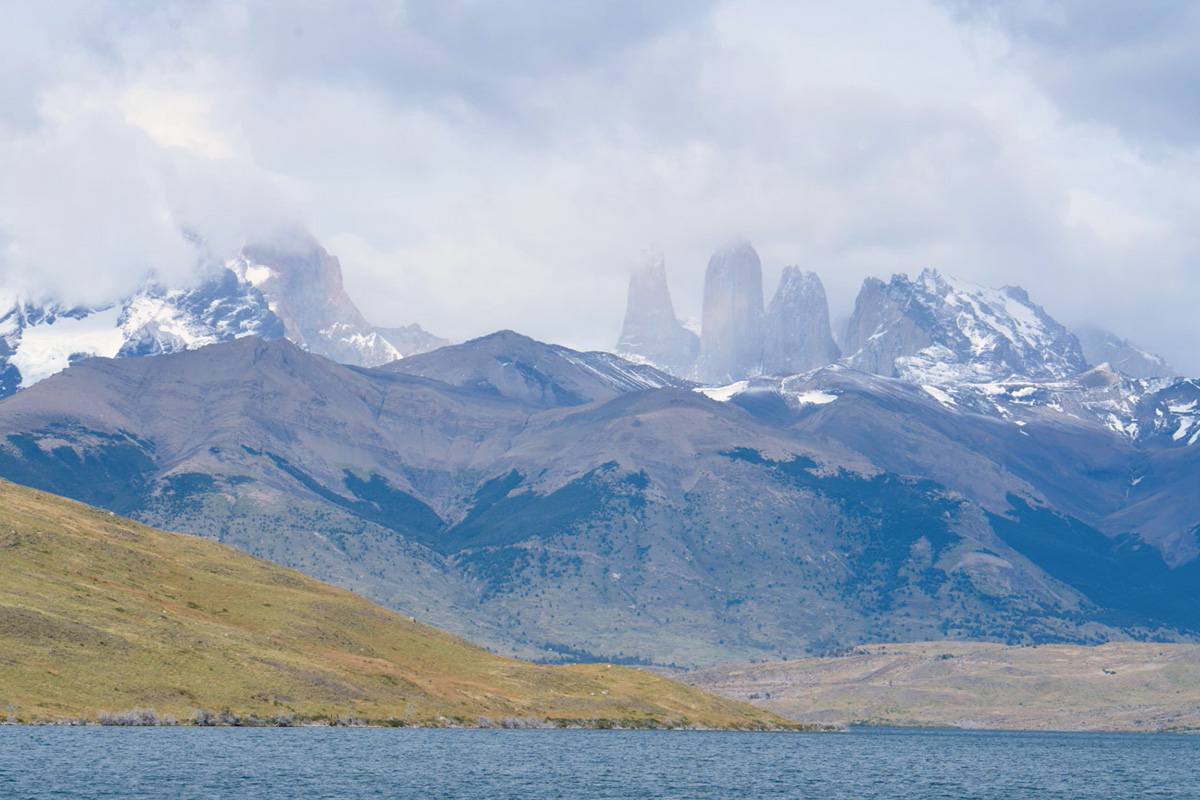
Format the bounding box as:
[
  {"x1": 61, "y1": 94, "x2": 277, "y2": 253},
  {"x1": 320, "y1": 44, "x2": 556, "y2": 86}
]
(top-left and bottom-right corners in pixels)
[
  {"x1": 792, "y1": 390, "x2": 838, "y2": 406},
  {"x1": 922, "y1": 385, "x2": 956, "y2": 406},
  {"x1": 11, "y1": 306, "x2": 126, "y2": 386},
  {"x1": 697, "y1": 381, "x2": 749, "y2": 402}
]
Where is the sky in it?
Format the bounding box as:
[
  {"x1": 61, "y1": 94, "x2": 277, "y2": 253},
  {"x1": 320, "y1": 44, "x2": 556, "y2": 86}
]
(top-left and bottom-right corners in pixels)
[{"x1": 2, "y1": 0, "x2": 1200, "y2": 373}]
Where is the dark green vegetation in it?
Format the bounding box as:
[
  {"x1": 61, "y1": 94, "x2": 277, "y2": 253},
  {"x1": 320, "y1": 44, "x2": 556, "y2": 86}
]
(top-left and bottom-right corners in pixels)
[
  {"x1": 989, "y1": 497, "x2": 1200, "y2": 632},
  {"x1": 0, "y1": 479, "x2": 795, "y2": 728},
  {"x1": 0, "y1": 425, "x2": 154, "y2": 513},
  {"x1": 0, "y1": 334, "x2": 1195, "y2": 666}
]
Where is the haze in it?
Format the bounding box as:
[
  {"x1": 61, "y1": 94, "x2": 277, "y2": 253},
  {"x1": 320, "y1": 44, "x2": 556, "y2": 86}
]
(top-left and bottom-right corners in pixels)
[{"x1": 2, "y1": 0, "x2": 1198, "y2": 374}]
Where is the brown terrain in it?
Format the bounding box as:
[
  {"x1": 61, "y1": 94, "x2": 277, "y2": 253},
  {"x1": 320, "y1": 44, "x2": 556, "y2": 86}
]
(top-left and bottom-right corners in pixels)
[{"x1": 679, "y1": 641, "x2": 1200, "y2": 732}]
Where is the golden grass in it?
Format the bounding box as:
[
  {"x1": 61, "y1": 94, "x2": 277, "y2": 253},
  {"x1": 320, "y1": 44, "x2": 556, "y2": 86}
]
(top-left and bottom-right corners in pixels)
[{"x1": 0, "y1": 479, "x2": 797, "y2": 728}]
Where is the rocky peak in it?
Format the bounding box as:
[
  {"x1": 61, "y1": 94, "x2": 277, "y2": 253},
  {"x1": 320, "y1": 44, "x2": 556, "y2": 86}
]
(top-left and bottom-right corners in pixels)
[
  {"x1": 841, "y1": 274, "x2": 931, "y2": 377},
  {"x1": 234, "y1": 235, "x2": 400, "y2": 368},
  {"x1": 694, "y1": 239, "x2": 764, "y2": 384},
  {"x1": 615, "y1": 247, "x2": 699, "y2": 377},
  {"x1": 762, "y1": 267, "x2": 841, "y2": 375},
  {"x1": 0, "y1": 232, "x2": 450, "y2": 398},
  {"x1": 842, "y1": 269, "x2": 1088, "y2": 385}
]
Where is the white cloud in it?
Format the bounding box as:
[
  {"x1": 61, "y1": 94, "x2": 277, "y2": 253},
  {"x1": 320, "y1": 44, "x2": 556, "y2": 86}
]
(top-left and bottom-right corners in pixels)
[{"x1": 1, "y1": 0, "x2": 1199, "y2": 373}]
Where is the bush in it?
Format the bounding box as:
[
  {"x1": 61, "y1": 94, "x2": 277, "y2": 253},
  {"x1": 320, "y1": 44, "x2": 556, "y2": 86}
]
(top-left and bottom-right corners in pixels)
[{"x1": 97, "y1": 708, "x2": 175, "y2": 726}]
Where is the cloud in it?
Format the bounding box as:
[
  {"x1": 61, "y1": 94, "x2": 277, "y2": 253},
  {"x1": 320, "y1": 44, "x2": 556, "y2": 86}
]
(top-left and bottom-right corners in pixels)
[
  {"x1": 0, "y1": 7, "x2": 301, "y2": 307},
  {"x1": 945, "y1": 0, "x2": 1200, "y2": 151},
  {"x1": 1, "y1": 0, "x2": 1199, "y2": 374}
]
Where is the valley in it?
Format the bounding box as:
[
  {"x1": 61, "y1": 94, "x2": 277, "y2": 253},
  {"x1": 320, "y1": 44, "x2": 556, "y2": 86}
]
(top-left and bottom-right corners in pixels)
[{"x1": 680, "y1": 641, "x2": 1200, "y2": 733}]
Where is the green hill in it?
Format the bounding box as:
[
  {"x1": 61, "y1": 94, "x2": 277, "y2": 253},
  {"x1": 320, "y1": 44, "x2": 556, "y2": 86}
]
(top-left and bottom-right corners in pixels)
[{"x1": 0, "y1": 479, "x2": 794, "y2": 728}]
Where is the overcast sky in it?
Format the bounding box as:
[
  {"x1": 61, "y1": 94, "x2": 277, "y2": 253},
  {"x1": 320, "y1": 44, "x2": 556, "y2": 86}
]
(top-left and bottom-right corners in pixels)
[{"x1": 2, "y1": 1, "x2": 1199, "y2": 373}]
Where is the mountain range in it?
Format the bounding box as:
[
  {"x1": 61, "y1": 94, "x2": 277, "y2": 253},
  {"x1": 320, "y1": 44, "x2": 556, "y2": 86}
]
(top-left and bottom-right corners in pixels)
[
  {"x1": 0, "y1": 234, "x2": 1195, "y2": 669},
  {"x1": 616, "y1": 241, "x2": 1178, "y2": 385},
  {"x1": 0, "y1": 233, "x2": 448, "y2": 399},
  {"x1": 0, "y1": 323, "x2": 1195, "y2": 666}
]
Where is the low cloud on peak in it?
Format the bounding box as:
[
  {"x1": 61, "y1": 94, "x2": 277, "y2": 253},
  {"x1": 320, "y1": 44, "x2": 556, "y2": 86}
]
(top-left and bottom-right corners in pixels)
[{"x1": 1, "y1": 0, "x2": 1198, "y2": 373}]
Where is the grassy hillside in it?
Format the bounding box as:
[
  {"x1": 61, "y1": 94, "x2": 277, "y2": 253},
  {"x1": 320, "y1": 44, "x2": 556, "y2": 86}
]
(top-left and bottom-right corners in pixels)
[
  {"x1": 681, "y1": 641, "x2": 1200, "y2": 732},
  {"x1": 0, "y1": 479, "x2": 794, "y2": 728}
]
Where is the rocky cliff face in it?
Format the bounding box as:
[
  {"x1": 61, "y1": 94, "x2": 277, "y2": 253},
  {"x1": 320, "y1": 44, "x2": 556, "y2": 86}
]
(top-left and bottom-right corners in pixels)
[
  {"x1": 841, "y1": 270, "x2": 1088, "y2": 384},
  {"x1": 615, "y1": 248, "x2": 699, "y2": 376},
  {"x1": 1076, "y1": 325, "x2": 1179, "y2": 379},
  {"x1": 762, "y1": 268, "x2": 840, "y2": 375},
  {"x1": 235, "y1": 235, "x2": 400, "y2": 368},
  {"x1": 695, "y1": 240, "x2": 765, "y2": 384}
]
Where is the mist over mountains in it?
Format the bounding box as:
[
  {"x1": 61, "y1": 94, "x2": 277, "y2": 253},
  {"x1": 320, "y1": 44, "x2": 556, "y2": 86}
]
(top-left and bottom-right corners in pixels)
[
  {"x1": 0, "y1": 233, "x2": 447, "y2": 399},
  {"x1": 616, "y1": 239, "x2": 1179, "y2": 387}
]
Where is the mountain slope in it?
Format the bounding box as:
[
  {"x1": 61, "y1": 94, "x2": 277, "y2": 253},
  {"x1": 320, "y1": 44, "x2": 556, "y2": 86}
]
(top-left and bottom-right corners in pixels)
[
  {"x1": 0, "y1": 478, "x2": 790, "y2": 728},
  {"x1": 385, "y1": 329, "x2": 685, "y2": 408},
  {"x1": 709, "y1": 367, "x2": 1200, "y2": 563},
  {"x1": 0, "y1": 335, "x2": 1197, "y2": 667}
]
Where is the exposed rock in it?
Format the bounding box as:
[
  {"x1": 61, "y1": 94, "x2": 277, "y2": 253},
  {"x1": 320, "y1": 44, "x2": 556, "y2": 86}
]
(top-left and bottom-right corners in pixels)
[
  {"x1": 1075, "y1": 325, "x2": 1180, "y2": 379},
  {"x1": 695, "y1": 240, "x2": 764, "y2": 384},
  {"x1": 841, "y1": 269, "x2": 1088, "y2": 384},
  {"x1": 615, "y1": 247, "x2": 699, "y2": 377},
  {"x1": 841, "y1": 276, "x2": 932, "y2": 377},
  {"x1": 762, "y1": 267, "x2": 840, "y2": 375},
  {"x1": 235, "y1": 234, "x2": 400, "y2": 367}
]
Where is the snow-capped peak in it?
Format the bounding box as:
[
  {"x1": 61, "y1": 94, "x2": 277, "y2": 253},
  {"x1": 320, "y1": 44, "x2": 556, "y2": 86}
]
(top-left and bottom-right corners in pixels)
[
  {"x1": 842, "y1": 269, "x2": 1088, "y2": 385},
  {"x1": 0, "y1": 235, "x2": 446, "y2": 400},
  {"x1": 0, "y1": 266, "x2": 284, "y2": 398}
]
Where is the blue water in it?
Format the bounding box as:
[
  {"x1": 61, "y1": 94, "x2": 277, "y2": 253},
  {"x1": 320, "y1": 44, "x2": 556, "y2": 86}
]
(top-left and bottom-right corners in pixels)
[{"x1": 1, "y1": 727, "x2": 1197, "y2": 799}]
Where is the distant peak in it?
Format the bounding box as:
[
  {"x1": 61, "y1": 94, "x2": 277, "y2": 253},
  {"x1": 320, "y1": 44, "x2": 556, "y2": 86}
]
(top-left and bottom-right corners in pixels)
[
  {"x1": 778, "y1": 266, "x2": 821, "y2": 285},
  {"x1": 712, "y1": 237, "x2": 757, "y2": 259},
  {"x1": 468, "y1": 329, "x2": 538, "y2": 346},
  {"x1": 636, "y1": 246, "x2": 666, "y2": 274}
]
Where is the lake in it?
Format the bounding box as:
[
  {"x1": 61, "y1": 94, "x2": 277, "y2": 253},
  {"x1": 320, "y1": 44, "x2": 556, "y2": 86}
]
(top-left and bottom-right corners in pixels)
[{"x1": 1, "y1": 726, "x2": 1197, "y2": 799}]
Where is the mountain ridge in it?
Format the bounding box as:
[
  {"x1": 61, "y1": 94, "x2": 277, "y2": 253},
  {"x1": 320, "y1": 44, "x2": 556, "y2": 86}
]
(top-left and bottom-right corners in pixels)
[
  {"x1": 0, "y1": 234, "x2": 448, "y2": 399},
  {"x1": 1, "y1": 333, "x2": 1196, "y2": 667}
]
